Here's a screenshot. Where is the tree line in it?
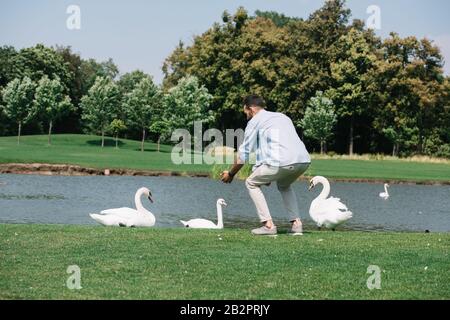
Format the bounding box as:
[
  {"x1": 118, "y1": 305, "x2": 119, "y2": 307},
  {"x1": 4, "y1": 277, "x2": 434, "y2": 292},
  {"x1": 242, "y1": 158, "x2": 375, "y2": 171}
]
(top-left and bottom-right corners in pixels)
[
  {"x1": 1, "y1": 0, "x2": 449, "y2": 158},
  {"x1": 0, "y1": 44, "x2": 212, "y2": 150},
  {"x1": 163, "y1": 0, "x2": 450, "y2": 158}
]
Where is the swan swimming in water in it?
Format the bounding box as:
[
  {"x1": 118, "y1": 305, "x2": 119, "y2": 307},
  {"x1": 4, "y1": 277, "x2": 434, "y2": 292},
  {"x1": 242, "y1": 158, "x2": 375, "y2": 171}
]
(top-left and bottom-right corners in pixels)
[
  {"x1": 379, "y1": 183, "x2": 390, "y2": 199},
  {"x1": 180, "y1": 198, "x2": 227, "y2": 229},
  {"x1": 308, "y1": 176, "x2": 353, "y2": 229},
  {"x1": 89, "y1": 187, "x2": 155, "y2": 227}
]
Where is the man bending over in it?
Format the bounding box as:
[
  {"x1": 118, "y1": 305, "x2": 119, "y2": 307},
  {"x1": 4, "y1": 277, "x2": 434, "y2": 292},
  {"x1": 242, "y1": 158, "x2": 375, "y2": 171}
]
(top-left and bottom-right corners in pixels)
[{"x1": 221, "y1": 95, "x2": 311, "y2": 235}]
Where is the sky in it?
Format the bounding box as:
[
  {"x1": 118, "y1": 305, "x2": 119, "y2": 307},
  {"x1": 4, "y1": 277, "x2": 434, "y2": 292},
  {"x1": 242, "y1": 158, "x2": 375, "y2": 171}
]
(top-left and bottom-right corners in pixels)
[{"x1": 1, "y1": 0, "x2": 449, "y2": 83}]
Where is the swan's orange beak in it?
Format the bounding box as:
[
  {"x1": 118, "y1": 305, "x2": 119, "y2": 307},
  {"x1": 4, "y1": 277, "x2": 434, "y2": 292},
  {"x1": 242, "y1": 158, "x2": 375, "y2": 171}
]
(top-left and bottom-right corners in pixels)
[
  {"x1": 308, "y1": 180, "x2": 314, "y2": 191},
  {"x1": 147, "y1": 191, "x2": 154, "y2": 203}
]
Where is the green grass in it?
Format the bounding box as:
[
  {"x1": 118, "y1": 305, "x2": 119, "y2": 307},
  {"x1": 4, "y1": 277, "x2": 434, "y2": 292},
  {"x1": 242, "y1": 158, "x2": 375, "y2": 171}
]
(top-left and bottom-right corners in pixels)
[
  {"x1": 1, "y1": 134, "x2": 450, "y2": 182},
  {"x1": 0, "y1": 224, "x2": 448, "y2": 299},
  {"x1": 0, "y1": 134, "x2": 210, "y2": 173}
]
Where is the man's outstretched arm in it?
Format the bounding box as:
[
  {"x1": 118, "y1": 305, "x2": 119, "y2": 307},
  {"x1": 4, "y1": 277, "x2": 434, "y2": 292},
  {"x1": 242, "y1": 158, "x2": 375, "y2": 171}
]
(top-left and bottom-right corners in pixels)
[{"x1": 221, "y1": 154, "x2": 244, "y2": 183}]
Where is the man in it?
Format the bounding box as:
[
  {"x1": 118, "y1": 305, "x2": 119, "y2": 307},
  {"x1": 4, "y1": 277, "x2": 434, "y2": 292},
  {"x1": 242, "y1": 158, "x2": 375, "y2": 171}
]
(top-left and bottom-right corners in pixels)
[{"x1": 221, "y1": 95, "x2": 311, "y2": 235}]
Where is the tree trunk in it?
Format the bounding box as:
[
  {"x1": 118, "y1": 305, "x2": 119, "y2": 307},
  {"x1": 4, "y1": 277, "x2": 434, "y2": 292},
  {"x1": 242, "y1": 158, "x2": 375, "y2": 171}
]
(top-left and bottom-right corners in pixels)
[
  {"x1": 392, "y1": 142, "x2": 399, "y2": 157},
  {"x1": 48, "y1": 120, "x2": 53, "y2": 145},
  {"x1": 348, "y1": 117, "x2": 354, "y2": 156},
  {"x1": 320, "y1": 140, "x2": 325, "y2": 155},
  {"x1": 101, "y1": 130, "x2": 105, "y2": 148},
  {"x1": 115, "y1": 134, "x2": 119, "y2": 149},
  {"x1": 157, "y1": 136, "x2": 161, "y2": 153},
  {"x1": 141, "y1": 128, "x2": 145, "y2": 152},
  {"x1": 17, "y1": 121, "x2": 21, "y2": 145}
]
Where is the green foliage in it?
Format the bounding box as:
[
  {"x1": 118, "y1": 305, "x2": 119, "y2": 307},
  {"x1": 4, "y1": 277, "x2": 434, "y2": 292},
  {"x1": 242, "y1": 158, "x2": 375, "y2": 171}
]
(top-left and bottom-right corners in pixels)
[
  {"x1": 34, "y1": 75, "x2": 73, "y2": 143},
  {"x1": 254, "y1": 10, "x2": 300, "y2": 27},
  {"x1": 123, "y1": 77, "x2": 161, "y2": 151},
  {"x1": 124, "y1": 77, "x2": 160, "y2": 130},
  {"x1": 163, "y1": 75, "x2": 214, "y2": 132},
  {"x1": 299, "y1": 91, "x2": 337, "y2": 153},
  {"x1": 108, "y1": 119, "x2": 127, "y2": 134},
  {"x1": 1, "y1": 77, "x2": 36, "y2": 143},
  {"x1": 108, "y1": 119, "x2": 127, "y2": 148},
  {"x1": 14, "y1": 44, "x2": 73, "y2": 93},
  {"x1": 80, "y1": 77, "x2": 120, "y2": 146}
]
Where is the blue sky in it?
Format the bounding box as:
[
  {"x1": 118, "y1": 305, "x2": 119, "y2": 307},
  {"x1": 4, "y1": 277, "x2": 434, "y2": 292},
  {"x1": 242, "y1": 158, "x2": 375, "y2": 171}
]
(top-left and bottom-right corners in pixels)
[{"x1": 1, "y1": 0, "x2": 449, "y2": 83}]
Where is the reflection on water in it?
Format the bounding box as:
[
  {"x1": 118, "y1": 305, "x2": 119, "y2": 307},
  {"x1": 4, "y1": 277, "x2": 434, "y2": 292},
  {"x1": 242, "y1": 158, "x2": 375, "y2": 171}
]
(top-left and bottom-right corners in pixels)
[{"x1": 0, "y1": 174, "x2": 449, "y2": 232}]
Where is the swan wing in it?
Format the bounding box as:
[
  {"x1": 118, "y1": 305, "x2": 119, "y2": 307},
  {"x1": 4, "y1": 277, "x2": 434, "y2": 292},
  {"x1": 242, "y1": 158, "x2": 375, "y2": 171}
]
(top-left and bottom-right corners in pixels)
[
  {"x1": 100, "y1": 207, "x2": 138, "y2": 219},
  {"x1": 181, "y1": 218, "x2": 218, "y2": 229},
  {"x1": 89, "y1": 213, "x2": 129, "y2": 226},
  {"x1": 313, "y1": 197, "x2": 348, "y2": 213}
]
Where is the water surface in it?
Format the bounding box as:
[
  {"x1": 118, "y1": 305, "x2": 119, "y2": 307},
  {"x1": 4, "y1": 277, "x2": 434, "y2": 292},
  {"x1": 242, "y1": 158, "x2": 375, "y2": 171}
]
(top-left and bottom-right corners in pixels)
[{"x1": 0, "y1": 174, "x2": 449, "y2": 232}]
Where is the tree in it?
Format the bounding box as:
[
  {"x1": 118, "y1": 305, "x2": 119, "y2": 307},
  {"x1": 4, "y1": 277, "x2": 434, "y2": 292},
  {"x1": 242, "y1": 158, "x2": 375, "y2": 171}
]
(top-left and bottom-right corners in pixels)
[
  {"x1": 163, "y1": 76, "x2": 214, "y2": 133},
  {"x1": 0, "y1": 46, "x2": 18, "y2": 89},
  {"x1": 80, "y1": 76, "x2": 120, "y2": 147},
  {"x1": 117, "y1": 70, "x2": 151, "y2": 95},
  {"x1": 326, "y1": 28, "x2": 377, "y2": 155},
  {"x1": 34, "y1": 75, "x2": 73, "y2": 145},
  {"x1": 1, "y1": 77, "x2": 36, "y2": 144},
  {"x1": 299, "y1": 91, "x2": 337, "y2": 154},
  {"x1": 14, "y1": 44, "x2": 73, "y2": 93},
  {"x1": 369, "y1": 33, "x2": 445, "y2": 156},
  {"x1": 123, "y1": 77, "x2": 161, "y2": 152},
  {"x1": 108, "y1": 119, "x2": 127, "y2": 149},
  {"x1": 79, "y1": 58, "x2": 119, "y2": 96},
  {"x1": 148, "y1": 96, "x2": 172, "y2": 153}
]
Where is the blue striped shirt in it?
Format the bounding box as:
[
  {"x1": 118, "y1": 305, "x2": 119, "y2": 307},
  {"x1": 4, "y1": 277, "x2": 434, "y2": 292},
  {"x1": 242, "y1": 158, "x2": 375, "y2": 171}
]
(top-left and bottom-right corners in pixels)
[{"x1": 238, "y1": 109, "x2": 310, "y2": 169}]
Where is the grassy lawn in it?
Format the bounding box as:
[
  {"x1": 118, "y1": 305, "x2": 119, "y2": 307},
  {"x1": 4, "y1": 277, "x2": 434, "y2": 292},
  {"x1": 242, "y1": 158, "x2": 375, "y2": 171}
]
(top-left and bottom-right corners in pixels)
[
  {"x1": 1, "y1": 134, "x2": 450, "y2": 182},
  {"x1": 0, "y1": 224, "x2": 448, "y2": 299}
]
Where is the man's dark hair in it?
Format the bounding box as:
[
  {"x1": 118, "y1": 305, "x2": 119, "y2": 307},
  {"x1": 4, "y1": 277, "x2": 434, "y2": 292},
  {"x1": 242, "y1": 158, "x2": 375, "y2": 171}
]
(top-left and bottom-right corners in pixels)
[{"x1": 243, "y1": 95, "x2": 266, "y2": 108}]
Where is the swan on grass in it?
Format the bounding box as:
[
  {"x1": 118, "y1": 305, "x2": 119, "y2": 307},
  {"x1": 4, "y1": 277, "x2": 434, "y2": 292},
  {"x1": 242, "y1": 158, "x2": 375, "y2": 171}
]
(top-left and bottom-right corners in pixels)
[
  {"x1": 180, "y1": 198, "x2": 227, "y2": 229},
  {"x1": 379, "y1": 183, "x2": 390, "y2": 199},
  {"x1": 308, "y1": 176, "x2": 353, "y2": 229},
  {"x1": 89, "y1": 187, "x2": 155, "y2": 227}
]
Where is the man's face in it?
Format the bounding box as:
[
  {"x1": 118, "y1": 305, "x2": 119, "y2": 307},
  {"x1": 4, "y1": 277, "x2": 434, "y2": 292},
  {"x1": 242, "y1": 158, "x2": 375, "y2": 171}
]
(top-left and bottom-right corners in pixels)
[{"x1": 243, "y1": 105, "x2": 253, "y2": 120}]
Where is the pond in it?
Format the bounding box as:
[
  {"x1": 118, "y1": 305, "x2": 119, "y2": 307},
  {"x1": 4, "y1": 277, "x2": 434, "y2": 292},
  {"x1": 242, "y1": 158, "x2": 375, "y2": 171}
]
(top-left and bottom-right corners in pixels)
[{"x1": 0, "y1": 174, "x2": 449, "y2": 232}]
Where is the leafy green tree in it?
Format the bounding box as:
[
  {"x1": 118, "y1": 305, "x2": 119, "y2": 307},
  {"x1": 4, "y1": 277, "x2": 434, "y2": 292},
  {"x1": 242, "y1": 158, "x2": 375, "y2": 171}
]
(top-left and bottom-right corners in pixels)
[
  {"x1": 14, "y1": 44, "x2": 73, "y2": 92},
  {"x1": 34, "y1": 75, "x2": 73, "y2": 145},
  {"x1": 123, "y1": 77, "x2": 161, "y2": 152},
  {"x1": 0, "y1": 46, "x2": 18, "y2": 89},
  {"x1": 117, "y1": 70, "x2": 151, "y2": 95},
  {"x1": 79, "y1": 58, "x2": 119, "y2": 96},
  {"x1": 299, "y1": 91, "x2": 337, "y2": 154},
  {"x1": 80, "y1": 76, "x2": 120, "y2": 147},
  {"x1": 163, "y1": 76, "x2": 214, "y2": 133},
  {"x1": 326, "y1": 28, "x2": 377, "y2": 155},
  {"x1": 108, "y1": 119, "x2": 127, "y2": 149},
  {"x1": 254, "y1": 10, "x2": 300, "y2": 27},
  {"x1": 148, "y1": 99, "x2": 172, "y2": 153},
  {"x1": 1, "y1": 77, "x2": 36, "y2": 144},
  {"x1": 369, "y1": 33, "x2": 445, "y2": 156}
]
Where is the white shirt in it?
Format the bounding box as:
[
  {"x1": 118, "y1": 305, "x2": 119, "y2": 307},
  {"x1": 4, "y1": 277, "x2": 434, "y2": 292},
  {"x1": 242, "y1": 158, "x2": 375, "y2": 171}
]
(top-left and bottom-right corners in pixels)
[{"x1": 238, "y1": 109, "x2": 311, "y2": 169}]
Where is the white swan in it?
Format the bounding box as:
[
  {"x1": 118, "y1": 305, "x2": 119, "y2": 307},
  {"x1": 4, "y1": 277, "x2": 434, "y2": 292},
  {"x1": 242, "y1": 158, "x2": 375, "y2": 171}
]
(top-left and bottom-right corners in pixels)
[
  {"x1": 180, "y1": 198, "x2": 227, "y2": 229},
  {"x1": 379, "y1": 183, "x2": 390, "y2": 199},
  {"x1": 89, "y1": 187, "x2": 155, "y2": 227},
  {"x1": 308, "y1": 176, "x2": 353, "y2": 229}
]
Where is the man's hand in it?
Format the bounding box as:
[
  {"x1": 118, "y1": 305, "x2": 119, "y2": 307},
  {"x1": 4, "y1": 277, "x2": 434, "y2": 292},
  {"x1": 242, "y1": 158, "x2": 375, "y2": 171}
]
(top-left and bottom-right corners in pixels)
[{"x1": 220, "y1": 170, "x2": 234, "y2": 183}]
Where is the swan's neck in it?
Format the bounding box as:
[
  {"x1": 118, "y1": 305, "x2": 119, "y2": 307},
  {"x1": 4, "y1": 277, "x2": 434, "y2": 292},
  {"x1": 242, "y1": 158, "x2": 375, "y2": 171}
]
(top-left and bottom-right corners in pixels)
[
  {"x1": 135, "y1": 189, "x2": 151, "y2": 215},
  {"x1": 216, "y1": 203, "x2": 223, "y2": 228},
  {"x1": 317, "y1": 178, "x2": 331, "y2": 200},
  {"x1": 384, "y1": 184, "x2": 389, "y2": 194}
]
